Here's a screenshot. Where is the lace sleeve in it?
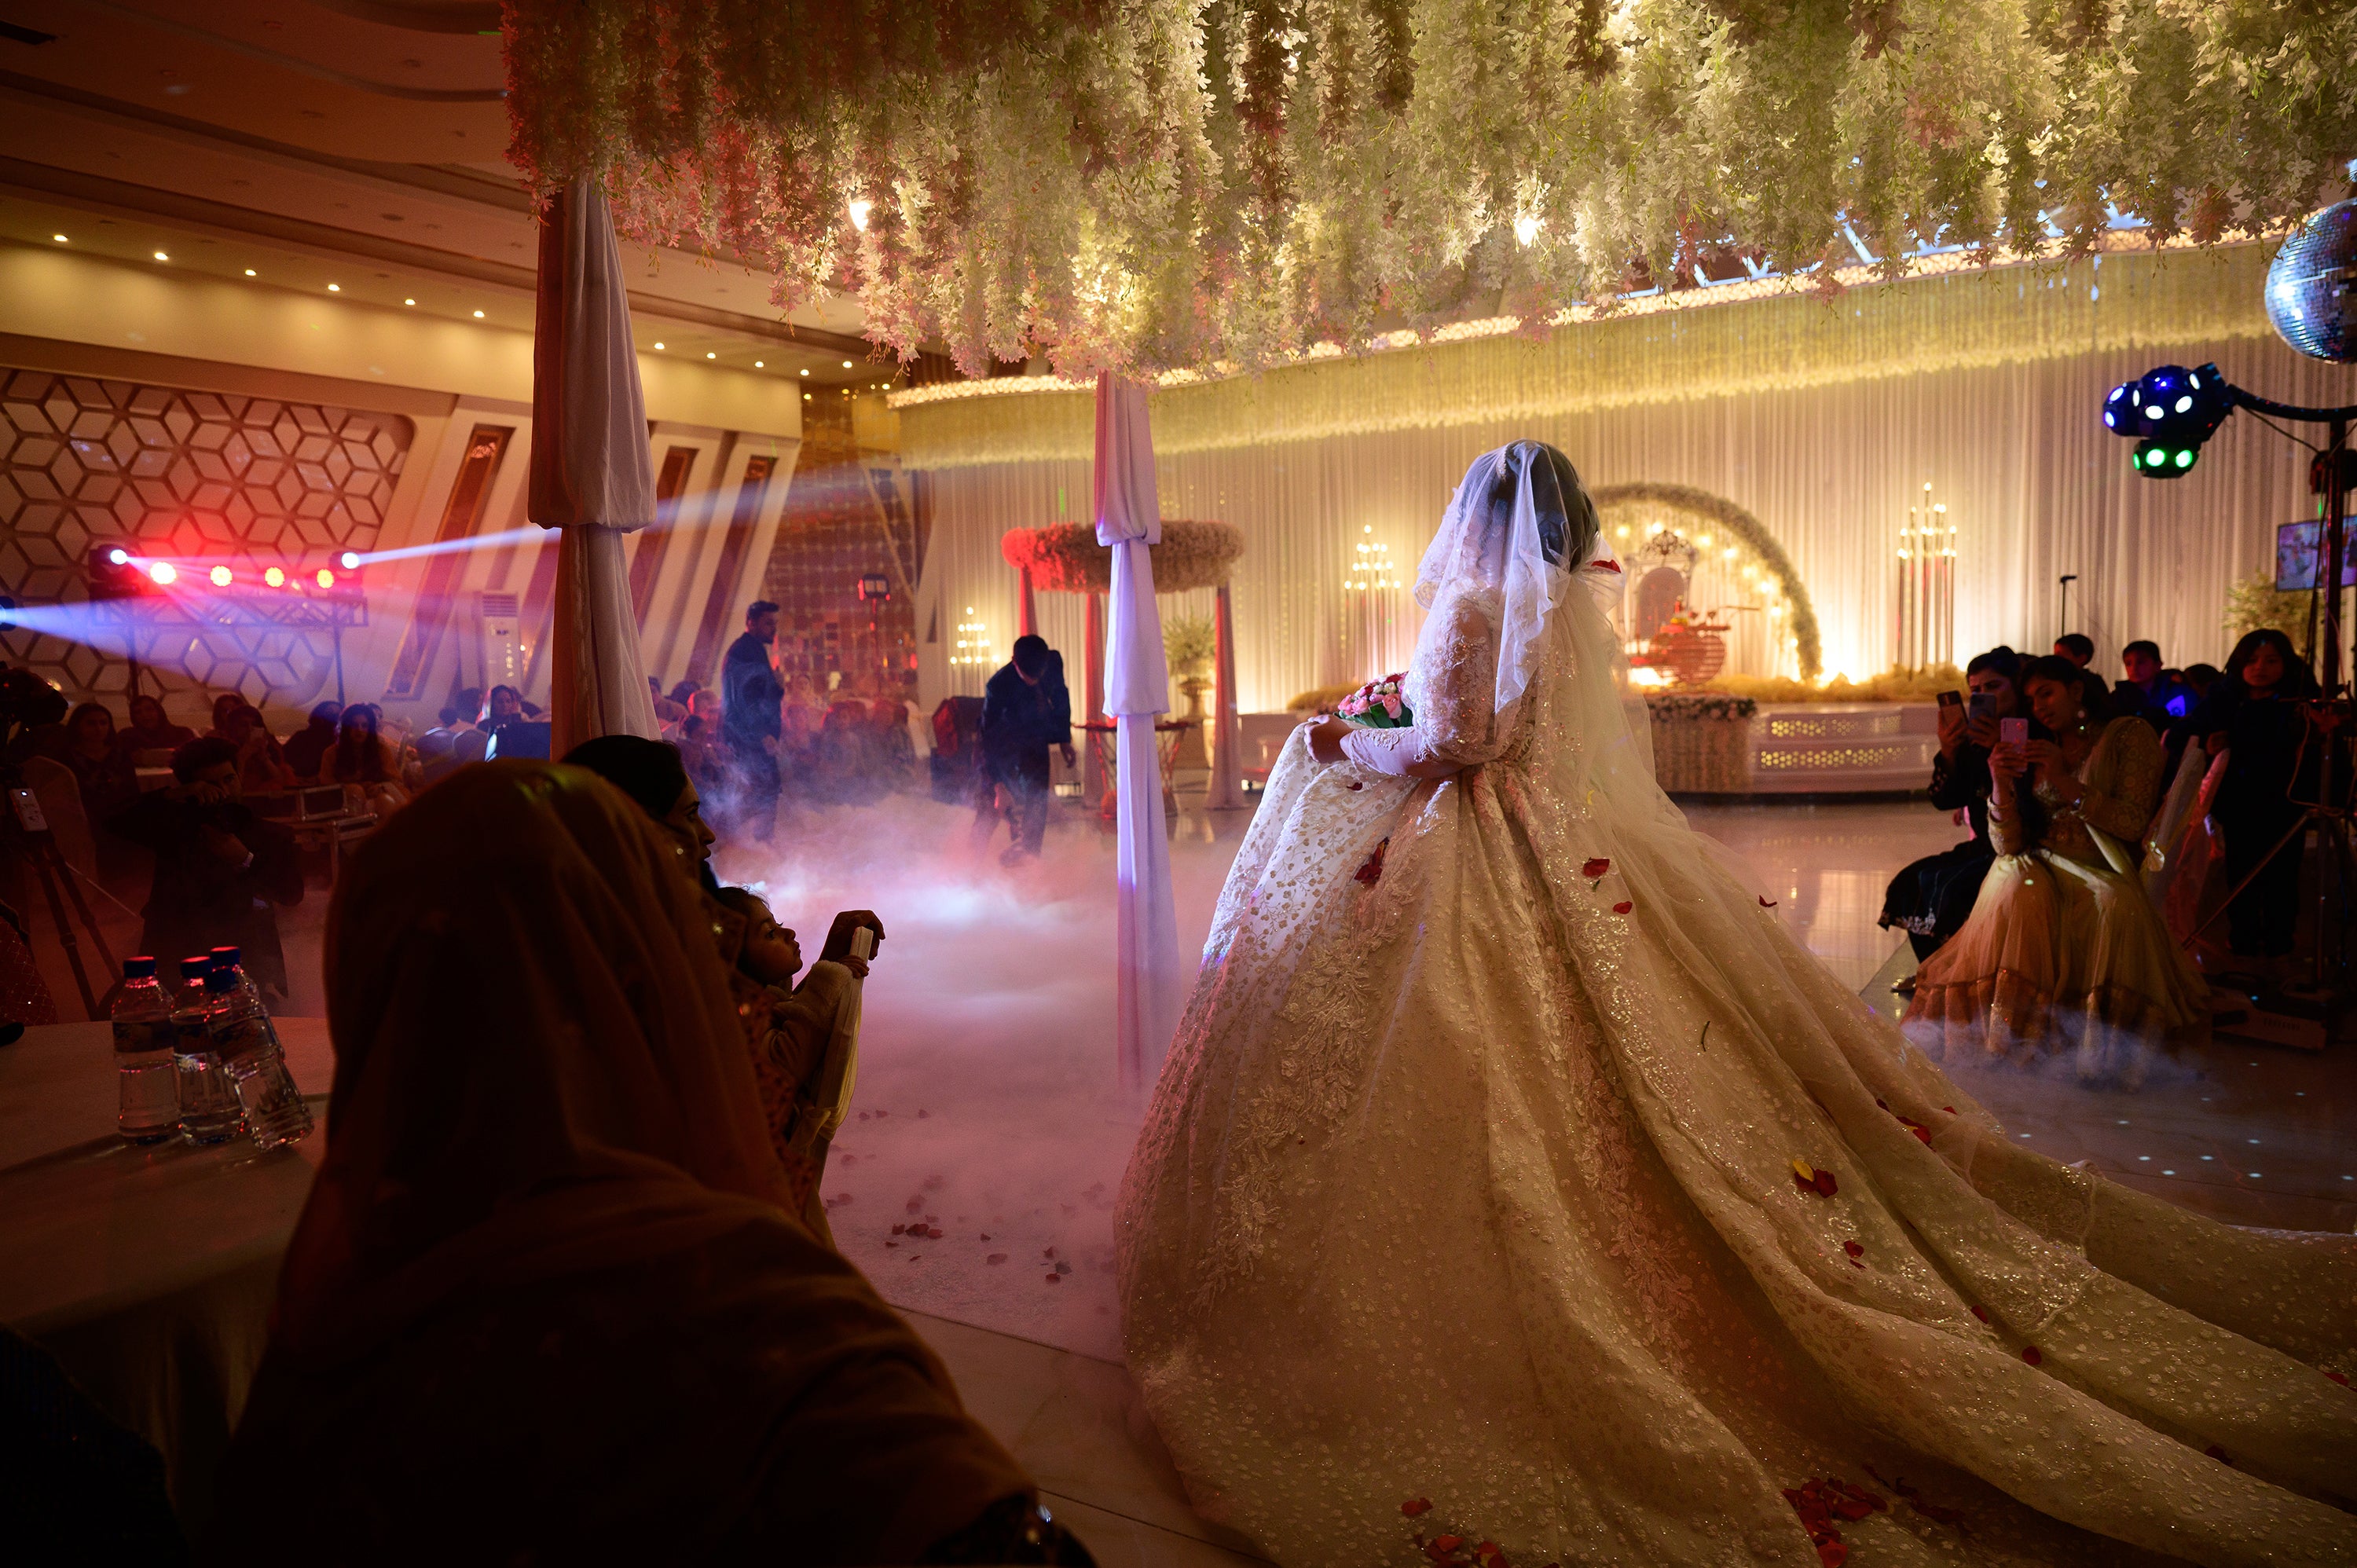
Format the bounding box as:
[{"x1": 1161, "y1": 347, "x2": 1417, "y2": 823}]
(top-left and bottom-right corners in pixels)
[
  {"x1": 2080, "y1": 718, "x2": 2165, "y2": 842},
  {"x1": 1339, "y1": 592, "x2": 1502, "y2": 775}
]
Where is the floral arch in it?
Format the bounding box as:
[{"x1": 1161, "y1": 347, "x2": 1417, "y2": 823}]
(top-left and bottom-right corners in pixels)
[{"x1": 1589, "y1": 484, "x2": 1822, "y2": 682}]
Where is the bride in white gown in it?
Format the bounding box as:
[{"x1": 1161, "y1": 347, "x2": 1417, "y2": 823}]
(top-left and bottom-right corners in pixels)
[{"x1": 1116, "y1": 441, "x2": 2355, "y2": 1568}]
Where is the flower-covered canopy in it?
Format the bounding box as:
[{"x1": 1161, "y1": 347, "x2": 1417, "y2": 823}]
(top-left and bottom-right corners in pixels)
[{"x1": 505, "y1": 0, "x2": 2355, "y2": 376}]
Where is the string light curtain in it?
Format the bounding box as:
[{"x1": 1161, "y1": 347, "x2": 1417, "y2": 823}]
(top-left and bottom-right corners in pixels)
[
  {"x1": 909, "y1": 274, "x2": 2349, "y2": 711},
  {"x1": 502, "y1": 1, "x2": 2355, "y2": 376}
]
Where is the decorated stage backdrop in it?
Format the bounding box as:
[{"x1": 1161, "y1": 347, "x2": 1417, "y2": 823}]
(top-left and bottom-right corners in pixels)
[{"x1": 907, "y1": 244, "x2": 2353, "y2": 718}]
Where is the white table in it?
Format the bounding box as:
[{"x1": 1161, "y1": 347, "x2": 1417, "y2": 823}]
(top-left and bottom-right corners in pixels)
[{"x1": 0, "y1": 1018, "x2": 332, "y2": 1530}]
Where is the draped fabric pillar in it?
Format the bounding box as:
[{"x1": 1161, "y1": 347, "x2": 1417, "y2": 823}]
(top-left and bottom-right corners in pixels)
[
  {"x1": 1205, "y1": 581, "x2": 1244, "y2": 808},
  {"x1": 1083, "y1": 592, "x2": 1105, "y2": 809},
  {"x1": 1017, "y1": 567, "x2": 1038, "y2": 637},
  {"x1": 530, "y1": 178, "x2": 659, "y2": 757},
  {"x1": 1094, "y1": 373, "x2": 1182, "y2": 1090}
]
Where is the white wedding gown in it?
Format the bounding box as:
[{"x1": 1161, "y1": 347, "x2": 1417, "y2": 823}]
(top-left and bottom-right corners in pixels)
[{"x1": 1116, "y1": 537, "x2": 2355, "y2": 1563}]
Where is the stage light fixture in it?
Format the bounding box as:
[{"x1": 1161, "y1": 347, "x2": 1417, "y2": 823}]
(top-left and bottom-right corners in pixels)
[
  {"x1": 263, "y1": 566, "x2": 285, "y2": 588},
  {"x1": 107, "y1": 547, "x2": 128, "y2": 566},
  {"x1": 339, "y1": 551, "x2": 360, "y2": 570},
  {"x1": 316, "y1": 568, "x2": 336, "y2": 589},
  {"x1": 148, "y1": 562, "x2": 177, "y2": 584},
  {"x1": 208, "y1": 565, "x2": 233, "y2": 586},
  {"x1": 2104, "y1": 363, "x2": 2231, "y2": 478}
]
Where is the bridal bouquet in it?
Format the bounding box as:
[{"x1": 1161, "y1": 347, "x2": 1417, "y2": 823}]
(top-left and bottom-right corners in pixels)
[{"x1": 1335, "y1": 674, "x2": 1411, "y2": 728}]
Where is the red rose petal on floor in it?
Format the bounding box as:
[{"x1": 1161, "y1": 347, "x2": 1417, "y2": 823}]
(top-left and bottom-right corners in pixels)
[
  {"x1": 1583, "y1": 858, "x2": 1611, "y2": 877},
  {"x1": 2326, "y1": 1371, "x2": 2348, "y2": 1386},
  {"x1": 1759, "y1": 896, "x2": 1778, "y2": 907},
  {"x1": 1432, "y1": 1536, "x2": 1464, "y2": 1553},
  {"x1": 1942, "y1": 1105, "x2": 1956, "y2": 1114},
  {"x1": 1044, "y1": 1273, "x2": 1061, "y2": 1284},
  {"x1": 1401, "y1": 1498, "x2": 1432, "y2": 1517},
  {"x1": 1970, "y1": 1305, "x2": 1989, "y2": 1322},
  {"x1": 1612, "y1": 900, "x2": 1633, "y2": 914},
  {"x1": 1813, "y1": 1169, "x2": 1838, "y2": 1197},
  {"x1": 2205, "y1": 1445, "x2": 2232, "y2": 1465},
  {"x1": 1816, "y1": 1541, "x2": 1847, "y2": 1567},
  {"x1": 1794, "y1": 1171, "x2": 1816, "y2": 1192},
  {"x1": 2022, "y1": 1346, "x2": 2042, "y2": 1366},
  {"x1": 1843, "y1": 1240, "x2": 1864, "y2": 1257},
  {"x1": 1848, "y1": 1257, "x2": 1864, "y2": 1268}
]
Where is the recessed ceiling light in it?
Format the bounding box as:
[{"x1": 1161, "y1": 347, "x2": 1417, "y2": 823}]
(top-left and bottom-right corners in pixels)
[
  {"x1": 403, "y1": 298, "x2": 415, "y2": 306},
  {"x1": 753, "y1": 360, "x2": 764, "y2": 368},
  {"x1": 841, "y1": 359, "x2": 852, "y2": 368},
  {"x1": 327, "y1": 283, "x2": 340, "y2": 292},
  {"x1": 705, "y1": 351, "x2": 716, "y2": 360},
  {"x1": 471, "y1": 310, "x2": 485, "y2": 319},
  {"x1": 798, "y1": 368, "x2": 808, "y2": 376},
  {"x1": 244, "y1": 268, "x2": 256, "y2": 277},
  {"x1": 152, "y1": 251, "x2": 169, "y2": 262},
  {"x1": 51, "y1": 234, "x2": 66, "y2": 244},
  {"x1": 653, "y1": 341, "x2": 665, "y2": 350}
]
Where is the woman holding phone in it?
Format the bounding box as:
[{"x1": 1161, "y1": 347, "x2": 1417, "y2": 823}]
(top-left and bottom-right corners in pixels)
[
  {"x1": 1904, "y1": 654, "x2": 2208, "y2": 1081},
  {"x1": 1878, "y1": 647, "x2": 2035, "y2": 963}
]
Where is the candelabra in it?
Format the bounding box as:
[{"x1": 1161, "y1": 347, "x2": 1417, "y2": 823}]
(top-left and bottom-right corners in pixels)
[
  {"x1": 1340, "y1": 524, "x2": 1405, "y2": 676},
  {"x1": 1893, "y1": 482, "x2": 1956, "y2": 672}
]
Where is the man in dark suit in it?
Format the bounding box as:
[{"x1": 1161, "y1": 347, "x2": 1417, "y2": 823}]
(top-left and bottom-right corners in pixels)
[
  {"x1": 721, "y1": 600, "x2": 786, "y2": 842},
  {"x1": 980, "y1": 635, "x2": 1074, "y2": 864},
  {"x1": 106, "y1": 736, "x2": 304, "y2": 999}
]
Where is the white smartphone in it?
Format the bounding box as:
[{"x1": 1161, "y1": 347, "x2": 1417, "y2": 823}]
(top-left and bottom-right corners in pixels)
[{"x1": 849, "y1": 926, "x2": 876, "y2": 962}]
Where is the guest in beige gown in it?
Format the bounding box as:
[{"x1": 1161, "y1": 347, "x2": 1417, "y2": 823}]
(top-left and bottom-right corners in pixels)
[{"x1": 1906, "y1": 654, "x2": 2209, "y2": 1082}]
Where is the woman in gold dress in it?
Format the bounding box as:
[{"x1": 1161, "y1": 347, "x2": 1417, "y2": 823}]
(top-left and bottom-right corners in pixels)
[{"x1": 1906, "y1": 655, "x2": 2209, "y2": 1081}]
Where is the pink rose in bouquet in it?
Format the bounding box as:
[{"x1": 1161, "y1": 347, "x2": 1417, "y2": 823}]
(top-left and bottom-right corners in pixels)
[{"x1": 1336, "y1": 673, "x2": 1412, "y2": 729}]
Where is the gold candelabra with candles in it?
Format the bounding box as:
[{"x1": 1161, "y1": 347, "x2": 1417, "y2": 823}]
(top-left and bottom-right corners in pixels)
[
  {"x1": 950, "y1": 606, "x2": 992, "y2": 669},
  {"x1": 1341, "y1": 524, "x2": 1406, "y2": 676},
  {"x1": 1894, "y1": 482, "x2": 1956, "y2": 672}
]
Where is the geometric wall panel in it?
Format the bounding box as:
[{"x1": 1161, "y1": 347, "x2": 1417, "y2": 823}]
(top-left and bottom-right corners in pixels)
[{"x1": 0, "y1": 368, "x2": 412, "y2": 713}]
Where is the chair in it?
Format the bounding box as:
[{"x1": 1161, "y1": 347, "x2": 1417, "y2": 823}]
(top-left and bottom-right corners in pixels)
[{"x1": 18, "y1": 757, "x2": 97, "y2": 885}]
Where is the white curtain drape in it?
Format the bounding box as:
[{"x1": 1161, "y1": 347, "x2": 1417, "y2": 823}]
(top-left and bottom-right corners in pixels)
[
  {"x1": 918, "y1": 332, "x2": 2352, "y2": 713},
  {"x1": 530, "y1": 178, "x2": 659, "y2": 756},
  {"x1": 1095, "y1": 374, "x2": 1183, "y2": 1090}
]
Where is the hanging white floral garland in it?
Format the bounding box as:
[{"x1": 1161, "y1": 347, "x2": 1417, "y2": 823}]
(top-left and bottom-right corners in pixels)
[{"x1": 504, "y1": 0, "x2": 2355, "y2": 377}]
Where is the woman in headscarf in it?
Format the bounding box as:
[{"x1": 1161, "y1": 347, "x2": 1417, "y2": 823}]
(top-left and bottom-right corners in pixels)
[{"x1": 209, "y1": 761, "x2": 1085, "y2": 1564}]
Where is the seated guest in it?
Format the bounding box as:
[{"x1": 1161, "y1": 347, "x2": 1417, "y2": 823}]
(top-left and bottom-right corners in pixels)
[
  {"x1": 215, "y1": 702, "x2": 298, "y2": 796},
  {"x1": 1879, "y1": 648, "x2": 2033, "y2": 963},
  {"x1": 59, "y1": 703, "x2": 139, "y2": 826},
  {"x1": 713, "y1": 885, "x2": 871, "y2": 1242},
  {"x1": 668, "y1": 679, "x2": 702, "y2": 711},
  {"x1": 209, "y1": 763, "x2": 1080, "y2": 1566},
  {"x1": 105, "y1": 737, "x2": 303, "y2": 999},
  {"x1": 416, "y1": 694, "x2": 489, "y2": 787},
  {"x1": 2118, "y1": 639, "x2": 2194, "y2": 725},
  {"x1": 559, "y1": 735, "x2": 719, "y2": 890},
  {"x1": 115, "y1": 693, "x2": 196, "y2": 760},
  {"x1": 2182, "y1": 661, "x2": 2223, "y2": 696},
  {"x1": 2052, "y1": 632, "x2": 2095, "y2": 668},
  {"x1": 2187, "y1": 628, "x2": 2320, "y2": 980},
  {"x1": 317, "y1": 702, "x2": 413, "y2": 815},
  {"x1": 1904, "y1": 655, "x2": 2206, "y2": 1082},
  {"x1": 280, "y1": 702, "x2": 343, "y2": 780},
  {"x1": 478, "y1": 683, "x2": 527, "y2": 735},
  {"x1": 207, "y1": 692, "x2": 244, "y2": 735}
]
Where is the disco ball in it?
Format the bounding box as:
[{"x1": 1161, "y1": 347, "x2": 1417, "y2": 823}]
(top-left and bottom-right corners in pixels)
[{"x1": 2266, "y1": 199, "x2": 2357, "y2": 362}]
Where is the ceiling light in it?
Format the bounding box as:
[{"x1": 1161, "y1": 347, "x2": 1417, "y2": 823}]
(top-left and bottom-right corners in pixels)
[
  {"x1": 52, "y1": 234, "x2": 67, "y2": 244},
  {"x1": 208, "y1": 565, "x2": 233, "y2": 586},
  {"x1": 472, "y1": 309, "x2": 485, "y2": 318},
  {"x1": 849, "y1": 198, "x2": 872, "y2": 231},
  {"x1": 705, "y1": 351, "x2": 716, "y2": 360},
  {"x1": 403, "y1": 297, "x2": 416, "y2": 306},
  {"x1": 263, "y1": 566, "x2": 285, "y2": 588},
  {"x1": 244, "y1": 268, "x2": 256, "y2": 277},
  {"x1": 653, "y1": 341, "x2": 665, "y2": 350},
  {"x1": 327, "y1": 283, "x2": 340, "y2": 292},
  {"x1": 798, "y1": 368, "x2": 808, "y2": 377},
  {"x1": 753, "y1": 360, "x2": 764, "y2": 368},
  {"x1": 152, "y1": 251, "x2": 169, "y2": 262},
  {"x1": 841, "y1": 360, "x2": 852, "y2": 368}
]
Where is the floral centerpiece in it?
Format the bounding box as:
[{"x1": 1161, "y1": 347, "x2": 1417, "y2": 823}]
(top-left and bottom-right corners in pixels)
[{"x1": 1336, "y1": 674, "x2": 1411, "y2": 728}]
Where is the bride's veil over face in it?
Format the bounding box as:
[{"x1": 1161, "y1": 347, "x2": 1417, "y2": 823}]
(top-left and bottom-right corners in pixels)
[{"x1": 1412, "y1": 439, "x2": 1661, "y2": 803}]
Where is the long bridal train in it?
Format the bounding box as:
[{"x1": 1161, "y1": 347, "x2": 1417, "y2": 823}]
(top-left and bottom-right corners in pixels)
[{"x1": 1115, "y1": 441, "x2": 2355, "y2": 1568}]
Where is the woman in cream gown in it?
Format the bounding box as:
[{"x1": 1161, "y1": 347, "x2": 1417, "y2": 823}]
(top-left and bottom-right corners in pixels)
[{"x1": 1116, "y1": 442, "x2": 2353, "y2": 1568}]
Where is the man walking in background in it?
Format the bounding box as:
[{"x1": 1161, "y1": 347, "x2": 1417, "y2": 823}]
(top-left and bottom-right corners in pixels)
[
  {"x1": 723, "y1": 600, "x2": 786, "y2": 843},
  {"x1": 980, "y1": 634, "x2": 1073, "y2": 865}
]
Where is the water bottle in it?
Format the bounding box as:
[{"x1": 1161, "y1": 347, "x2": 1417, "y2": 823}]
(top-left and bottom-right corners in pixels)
[
  {"x1": 206, "y1": 969, "x2": 311, "y2": 1151},
  {"x1": 172, "y1": 954, "x2": 241, "y2": 1145},
  {"x1": 112, "y1": 958, "x2": 180, "y2": 1145},
  {"x1": 209, "y1": 947, "x2": 273, "y2": 1020}
]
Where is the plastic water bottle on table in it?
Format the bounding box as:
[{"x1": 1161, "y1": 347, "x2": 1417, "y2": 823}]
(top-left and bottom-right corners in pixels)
[
  {"x1": 204, "y1": 967, "x2": 311, "y2": 1151},
  {"x1": 111, "y1": 957, "x2": 180, "y2": 1145},
  {"x1": 171, "y1": 954, "x2": 241, "y2": 1145}
]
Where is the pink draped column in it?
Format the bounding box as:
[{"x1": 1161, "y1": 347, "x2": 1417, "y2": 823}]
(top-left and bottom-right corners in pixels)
[
  {"x1": 530, "y1": 178, "x2": 659, "y2": 756},
  {"x1": 1094, "y1": 373, "x2": 1182, "y2": 1090},
  {"x1": 1204, "y1": 579, "x2": 1244, "y2": 808}
]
